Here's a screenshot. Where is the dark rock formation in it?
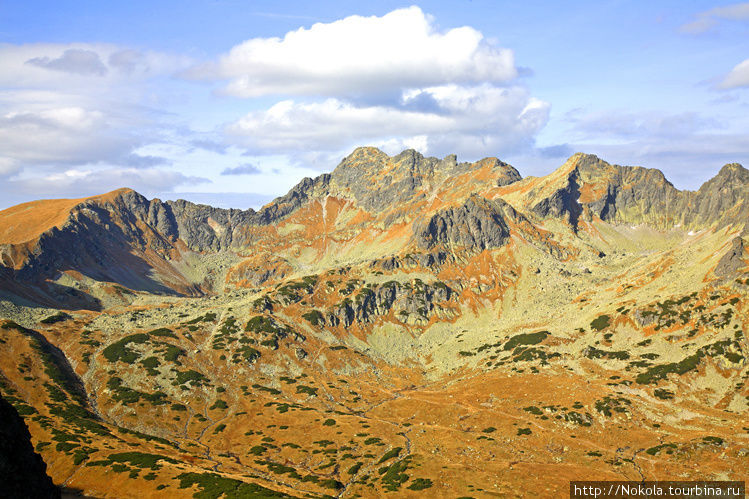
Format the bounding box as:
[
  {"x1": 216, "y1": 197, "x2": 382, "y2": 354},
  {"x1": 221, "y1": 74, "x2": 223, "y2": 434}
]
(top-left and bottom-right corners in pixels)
[
  {"x1": 715, "y1": 237, "x2": 747, "y2": 277},
  {"x1": 573, "y1": 153, "x2": 682, "y2": 227},
  {"x1": 414, "y1": 195, "x2": 511, "y2": 251},
  {"x1": 531, "y1": 171, "x2": 583, "y2": 229},
  {"x1": 328, "y1": 148, "x2": 521, "y2": 213},
  {"x1": 254, "y1": 174, "x2": 332, "y2": 225},
  {"x1": 563, "y1": 154, "x2": 748, "y2": 231},
  {"x1": 0, "y1": 394, "x2": 60, "y2": 498},
  {"x1": 329, "y1": 280, "x2": 455, "y2": 327},
  {"x1": 687, "y1": 163, "x2": 749, "y2": 229}
]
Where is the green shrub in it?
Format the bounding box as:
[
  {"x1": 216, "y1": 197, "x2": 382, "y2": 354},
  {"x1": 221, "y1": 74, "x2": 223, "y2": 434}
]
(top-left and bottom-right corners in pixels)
[
  {"x1": 40, "y1": 312, "x2": 71, "y2": 324},
  {"x1": 302, "y1": 310, "x2": 324, "y2": 326},
  {"x1": 148, "y1": 328, "x2": 176, "y2": 338},
  {"x1": 102, "y1": 334, "x2": 149, "y2": 363},
  {"x1": 175, "y1": 471, "x2": 288, "y2": 497},
  {"x1": 377, "y1": 447, "x2": 402, "y2": 464}
]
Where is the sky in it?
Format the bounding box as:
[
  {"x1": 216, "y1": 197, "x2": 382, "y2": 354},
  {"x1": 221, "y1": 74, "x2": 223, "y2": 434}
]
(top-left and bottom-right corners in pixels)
[{"x1": 0, "y1": 0, "x2": 748, "y2": 209}]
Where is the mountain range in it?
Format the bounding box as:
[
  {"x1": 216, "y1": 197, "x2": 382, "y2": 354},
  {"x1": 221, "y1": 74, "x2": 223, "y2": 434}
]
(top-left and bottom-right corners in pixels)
[{"x1": 0, "y1": 148, "x2": 746, "y2": 497}]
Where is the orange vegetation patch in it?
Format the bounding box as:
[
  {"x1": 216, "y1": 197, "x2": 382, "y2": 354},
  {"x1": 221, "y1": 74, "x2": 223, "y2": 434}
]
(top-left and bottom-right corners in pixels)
[
  {"x1": 578, "y1": 182, "x2": 607, "y2": 204},
  {"x1": 0, "y1": 188, "x2": 133, "y2": 244},
  {"x1": 0, "y1": 198, "x2": 81, "y2": 244}
]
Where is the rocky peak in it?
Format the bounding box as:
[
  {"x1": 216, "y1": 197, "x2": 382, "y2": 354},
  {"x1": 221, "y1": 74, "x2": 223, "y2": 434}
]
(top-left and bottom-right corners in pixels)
[{"x1": 700, "y1": 163, "x2": 749, "y2": 191}]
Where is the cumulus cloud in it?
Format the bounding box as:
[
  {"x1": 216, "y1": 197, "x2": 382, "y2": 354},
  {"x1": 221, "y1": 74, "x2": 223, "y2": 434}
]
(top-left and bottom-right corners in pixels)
[
  {"x1": 681, "y1": 2, "x2": 749, "y2": 33},
  {"x1": 226, "y1": 85, "x2": 548, "y2": 159},
  {"x1": 221, "y1": 163, "x2": 261, "y2": 175},
  {"x1": 186, "y1": 6, "x2": 517, "y2": 98},
  {"x1": 721, "y1": 58, "x2": 749, "y2": 88},
  {"x1": 0, "y1": 9, "x2": 549, "y2": 206},
  {"x1": 26, "y1": 49, "x2": 108, "y2": 76},
  {"x1": 192, "y1": 7, "x2": 549, "y2": 164},
  {"x1": 0, "y1": 43, "x2": 194, "y2": 179}
]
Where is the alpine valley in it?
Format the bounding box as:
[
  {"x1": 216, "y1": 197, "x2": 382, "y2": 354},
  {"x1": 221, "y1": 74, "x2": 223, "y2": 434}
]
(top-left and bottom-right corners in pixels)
[{"x1": 0, "y1": 148, "x2": 747, "y2": 498}]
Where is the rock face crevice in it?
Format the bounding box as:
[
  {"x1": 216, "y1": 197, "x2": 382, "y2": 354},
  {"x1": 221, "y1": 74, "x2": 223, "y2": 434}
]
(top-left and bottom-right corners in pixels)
[{"x1": 0, "y1": 395, "x2": 60, "y2": 498}]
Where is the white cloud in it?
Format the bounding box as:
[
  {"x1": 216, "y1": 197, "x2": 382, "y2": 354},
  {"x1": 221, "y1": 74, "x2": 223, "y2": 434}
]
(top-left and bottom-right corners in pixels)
[
  {"x1": 0, "y1": 157, "x2": 20, "y2": 176},
  {"x1": 227, "y1": 98, "x2": 451, "y2": 152},
  {"x1": 0, "y1": 9, "x2": 549, "y2": 207},
  {"x1": 721, "y1": 58, "x2": 749, "y2": 88},
  {"x1": 0, "y1": 106, "x2": 135, "y2": 167},
  {"x1": 681, "y1": 2, "x2": 749, "y2": 33},
  {"x1": 26, "y1": 48, "x2": 108, "y2": 76},
  {"x1": 194, "y1": 7, "x2": 549, "y2": 165},
  {"x1": 0, "y1": 43, "x2": 188, "y2": 89},
  {"x1": 7, "y1": 167, "x2": 208, "y2": 200},
  {"x1": 221, "y1": 163, "x2": 261, "y2": 175},
  {"x1": 0, "y1": 44, "x2": 195, "y2": 182},
  {"x1": 226, "y1": 84, "x2": 548, "y2": 159},
  {"x1": 186, "y1": 6, "x2": 517, "y2": 98}
]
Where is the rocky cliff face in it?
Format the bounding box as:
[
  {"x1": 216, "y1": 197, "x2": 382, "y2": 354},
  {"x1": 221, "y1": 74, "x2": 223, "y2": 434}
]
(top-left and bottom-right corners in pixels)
[
  {"x1": 326, "y1": 148, "x2": 521, "y2": 212},
  {"x1": 0, "y1": 395, "x2": 60, "y2": 498},
  {"x1": 414, "y1": 195, "x2": 512, "y2": 251},
  {"x1": 550, "y1": 153, "x2": 749, "y2": 230},
  {"x1": 715, "y1": 237, "x2": 747, "y2": 277}
]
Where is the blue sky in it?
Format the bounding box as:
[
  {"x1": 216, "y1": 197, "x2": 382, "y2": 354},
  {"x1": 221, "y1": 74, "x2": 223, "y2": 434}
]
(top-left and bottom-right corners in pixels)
[{"x1": 1, "y1": 1, "x2": 748, "y2": 209}]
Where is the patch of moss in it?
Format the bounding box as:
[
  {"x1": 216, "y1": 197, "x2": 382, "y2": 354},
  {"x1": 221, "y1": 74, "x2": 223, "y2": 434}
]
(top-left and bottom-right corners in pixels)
[
  {"x1": 407, "y1": 478, "x2": 433, "y2": 490},
  {"x1": 503, "y1": 331, "x2": 550, "y2": 351},
  {"x1": 590, "y1": 315, "x2": 611, "y2": 331},
  {"x1": 175, "y1": 471, "x2": 290, "y2": 498}
]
